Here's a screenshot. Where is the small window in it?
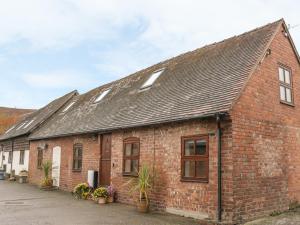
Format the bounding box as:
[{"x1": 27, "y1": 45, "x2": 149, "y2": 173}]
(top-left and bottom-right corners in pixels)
[
  {"x1": 73, "y1": 143, "x2": 83, "y2": 171},
  {"x1": 8, "y1": 151, "x2": 13, "y2": 163},
  {"x1": 37, "y1": 148, "x2": 43, "y2": 169},
  {"x1": 123, "y1": 138, "x2": 140, "y2": 176},
  {"x1": 140, "y1": 69, "x2": 164, "y2": 89},
  {"x1": 62, "y1": 102, "x2": 75, "y2": 113},
  {"x1": 23, "y1": 119, "x2": 35, "y2": 129},
  {"x1": 19, "y1": 150, "x2": 25, "y2": 165},
  {"x1": 16, "y1": 122, "x2": 27, "y2": 130},
  {"x1": 181, "y1": 135, "x2": 209, "y2": 182},
  {"x1": 94, "y1": 89, "x2": 110, "y2": 103},
  {"x1": 279, "y1": 66, "x2": 293, "y2": 104},
  {"x1": 5, "y1": 126, "x2": 15, "y2": 134}
]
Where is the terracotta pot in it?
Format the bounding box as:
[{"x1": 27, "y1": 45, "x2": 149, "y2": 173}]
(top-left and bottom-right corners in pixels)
[
  {"x1": 108, "y1": 196, "x2": 114, "y2": 203},
  {"x1": 137, "y1": 199, "x2": 149, "y2": 213},
  {"x1": 98, "y1": 197, "x2": 107, "y2": 204}
]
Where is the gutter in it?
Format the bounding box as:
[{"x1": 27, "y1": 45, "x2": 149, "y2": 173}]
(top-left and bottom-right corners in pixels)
[{"x1": 216, "y1": 113, "x2": 223, "y2": 222}]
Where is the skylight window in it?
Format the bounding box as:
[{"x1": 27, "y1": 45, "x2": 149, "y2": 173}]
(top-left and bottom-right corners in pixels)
[
  {"x1": 141, "y1": 69, "x2": 164, "y2": 89},
  {"x1": 94, "y1": 89, "x2": 111, "y2": 103},
  {"x1": 62, "y1": 101, "x2": 75, "y2": 113},
  {"x1": 16, "y1": 122, "x2": 27, "y2": 130},
  {"x1": 5, "y1": 126, "x2": 15, "y2": 134},
  {"x1": 23, "y1": 119, "x2": 35, "y2": 129}
]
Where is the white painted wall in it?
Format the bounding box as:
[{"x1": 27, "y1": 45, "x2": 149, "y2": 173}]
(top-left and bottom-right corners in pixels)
[
  {"x1": 0, "y1": 151, "x2": 3, "y2": 168},
  {"x1": 2, "y1": 150, "x2": 29, "y2": 175}
]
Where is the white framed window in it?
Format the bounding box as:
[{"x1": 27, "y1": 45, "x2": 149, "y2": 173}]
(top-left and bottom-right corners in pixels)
[
  {"x1": 23, "y1": 119, "x2": 35, "y2": 129},
  {"x1": 5, "y1": 126, "x2": 15, "y2": 134},
  {"x1": 279, "y1": 66, "x2": 293, "y2": 104},
  {"x1": 94, "y1": 89, "x2": 111, "y2": 103},
  {"x1": 62, "y1": 101, "x2": 75, "y2": 113},
  {"x1": 140, "y1": 69, "x2": 164, "y2": 89}
]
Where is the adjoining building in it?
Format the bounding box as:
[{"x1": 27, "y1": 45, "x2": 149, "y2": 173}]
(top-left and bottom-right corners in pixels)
[{"x1": 0, "y1": 91, "x2": 78, "y2": 178}]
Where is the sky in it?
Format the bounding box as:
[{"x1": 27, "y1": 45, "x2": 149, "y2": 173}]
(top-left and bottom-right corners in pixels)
[{"x1": 0, "y1": 0, "x2": 299, "y2": 109}]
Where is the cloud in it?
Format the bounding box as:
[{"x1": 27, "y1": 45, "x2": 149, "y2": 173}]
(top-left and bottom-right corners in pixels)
[
  {"x1": 22, "y1": 70, "x2": 93, "y2": 89},
  {"x1": 0, "y1": 0, "x2": 299, "y2": 52}
]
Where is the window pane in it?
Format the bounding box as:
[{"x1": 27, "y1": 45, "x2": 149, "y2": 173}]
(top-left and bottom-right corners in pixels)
[
  {"x1": 132, "y1": 160, "x2": 139, "y2": 174},
  {"x1": 78, "y1": 159, "x2": 82, "y2": 169},
  {"x1": 184, "y1": 160, "x2": 195, "y2": 177},
  {"x1": 124, "y1": 159, "x2": 131, "y2": 173},
  {"x1": 279, "y1": 68, "x2": 284, "y2": 82},
  {"x1": 184, "y1": 140, "x2": 195, "y2": 156},
  {"x1": 125, "y1": 144, "x2": 132, "y2": 156},
  {"x1": 280, "y1": 86, "x2": 286, "y2": 101},
  {"x1": 196, "y1": 161, "x2": 207, "y2": 178},
  {"x1": 196, "y1": 140, "x2": 206, "y2": 155},
  {"x1": 286, "y1": 88, "x2": 292, "y2": 103},
  {"x1": 78, "y1": 148, "x2": 82, "y2": 157},
  {"x1": 132, "y1": 143, "x2": 139, "y2": 156},
  {"x1": 284, "y1": 70, "x2": 291, "y2": 84}
]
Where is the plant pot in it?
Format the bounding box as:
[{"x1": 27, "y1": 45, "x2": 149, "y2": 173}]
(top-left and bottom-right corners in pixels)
[
  {"x1": 137, "y1": 199, "x2": 149, "y2": 213},
  {"x1": 107, "y1": 196, "x2": 114, "y2": 203},
  {"x1": 98, "y1": 197, "x2": 107, "y2": 204},
  {"x1": 19, "y1": 176, "x2": 27, "y2": 183}
]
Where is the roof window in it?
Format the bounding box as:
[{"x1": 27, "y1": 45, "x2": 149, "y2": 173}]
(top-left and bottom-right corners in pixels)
[
  {"x1": 62, "y1": 101, "x2": 76, "y2": 113},
  {"x1": 5, "y1": 126, "x2": 15, "y2": 134},
  {"x1": 94, "y1": 89, "x2": 111, "y2": 103},
  {"x1": 16, "y1": 122, "x2": 27, "y2": 130},
  {"x1": 23, "y1": 119, "x2": 35, "y2": 129},
  {"x1": 140, "y1": 69, "x2": 164, "y2": 89}
]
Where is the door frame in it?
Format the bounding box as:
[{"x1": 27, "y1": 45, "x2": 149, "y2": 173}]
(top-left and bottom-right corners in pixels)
[{"x1": 99, "y1": 133, "x2": 112, "y2": 186}]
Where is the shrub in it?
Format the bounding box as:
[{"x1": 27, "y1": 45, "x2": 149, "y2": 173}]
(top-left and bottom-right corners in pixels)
[
  {"x1": 73, "y1": 183, "x2": 91, "y2": 199},
  {"x1": 93, "y1": 187, "x2": 108, "y2": 199},
  {"x1": 41, "y1": 161, "x2": 53, "y2": 187}
]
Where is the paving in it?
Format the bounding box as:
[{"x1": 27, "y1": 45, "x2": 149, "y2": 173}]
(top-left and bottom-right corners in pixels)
[
  {"x1": 244, "y1": 208, "x2": 300, "y2": 225},
  {"x1": 0, "y1": 180, "x2": 200, "y2": 225}
]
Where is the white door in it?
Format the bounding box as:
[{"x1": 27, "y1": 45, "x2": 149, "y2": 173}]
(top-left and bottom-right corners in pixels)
[{"x1": 52, "y1": 146, "x2": 61, "y2": 187}]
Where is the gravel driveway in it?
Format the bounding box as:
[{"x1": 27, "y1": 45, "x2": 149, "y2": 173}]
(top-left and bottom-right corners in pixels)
[{"x1": 0, "y1": 181, "x2": 200, "y2": 225}]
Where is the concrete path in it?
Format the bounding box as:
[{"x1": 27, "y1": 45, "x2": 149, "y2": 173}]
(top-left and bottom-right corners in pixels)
[{"x1": 0, "y1": 181, "x2": 200, "y2": 225}]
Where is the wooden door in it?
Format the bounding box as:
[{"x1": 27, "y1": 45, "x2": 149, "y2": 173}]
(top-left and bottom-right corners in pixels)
[
  {"x1": 52, "y1": 146, "x2": 61, "y2": 187},
  {"x1": 100, "y1": 134, "x2": 111, "y2": 186}
]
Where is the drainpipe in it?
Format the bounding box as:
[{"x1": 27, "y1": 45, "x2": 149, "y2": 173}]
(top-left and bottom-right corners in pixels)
[
  {"x1": 216, "y1": 113, "x2": 222, "y2": 222},
  {"x1": 10, "y1": 139, "x2": 14, "y2": 178}
]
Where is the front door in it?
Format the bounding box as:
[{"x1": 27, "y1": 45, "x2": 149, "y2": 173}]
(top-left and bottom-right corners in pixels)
[
  {"x1": 52, "y1": 146, "x2": 61, "y2": 187},
  {"x1": 100, "y1": 134, "x2": 111, "y2": 186}
]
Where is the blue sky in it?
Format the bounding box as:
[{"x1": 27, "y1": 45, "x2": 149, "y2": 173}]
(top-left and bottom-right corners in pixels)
[{"x1": 0, "y1": 0, "x2": 299, "y2": 109}]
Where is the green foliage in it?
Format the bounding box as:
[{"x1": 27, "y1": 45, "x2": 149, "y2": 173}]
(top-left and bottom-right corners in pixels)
[
  {"x1": 73, "y1": 183, "x2": 91, "y2": 199},
  {"x1": 289, "y1": 200, "x2": 300, "y2": 210},
  {"x1": 126, "y1": 164, "x2": 152, "y2": 204},
  {"x1": 93, "y1": 187, "x2": 109, "y2": 199},
  {"x1": 41, "y1": 161, "x2": 52, "y2": 187},
  {"x1": 270, "y1": 210, "x2": 283, "y2": 217}
]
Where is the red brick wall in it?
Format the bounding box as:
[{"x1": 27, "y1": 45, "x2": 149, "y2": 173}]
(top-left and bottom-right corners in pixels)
[
  {"x1": 29, "y1": 119, "x2": 233, "y2": 221},
  {"x1": 28, "y1": 134, "x2": 100, "y2": 191},
  {"x1": 230, "y1": 24, "x2": 300, "y2": 222}
]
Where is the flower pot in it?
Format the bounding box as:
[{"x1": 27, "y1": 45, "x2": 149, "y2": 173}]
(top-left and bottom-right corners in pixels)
[
  {"x1": 108, "y1": 196, "x2": 114, "y2": 203},
  {"x1": 137, "y1": 199, "x2": 149, "y2": 213},
  {"x1": 98, "y1": 197, "x2": 107, "y2": 204}
]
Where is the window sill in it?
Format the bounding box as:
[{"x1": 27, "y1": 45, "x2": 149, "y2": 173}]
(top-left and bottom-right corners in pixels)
[
  {"x1": 122, "y1": 173, "x2": 138, "y2": 177},
  {"x1": 180, "y1": 178, "x2": 208, "y2": 183},
  {"x1": 72, "y1": 169, "x2": 82, "y2": 173},
  {"x1": 280, "y1": 101, "x2": 295, "y2": 107}
]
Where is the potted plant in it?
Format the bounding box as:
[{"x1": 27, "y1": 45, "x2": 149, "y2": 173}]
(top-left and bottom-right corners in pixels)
[
  {"x1": 40, "y1": 161, "x2": 53, "y2": 190},
  {"x1": 93, "y1": 187, "x2": 108, "y2": 204},
  {"x1": 126, "y1": 164, "x2": 152, "y2": 213},
  {"x1": 18, "y1": 170, "x2": 28, "y2": 183},
  {"x1": 73, "y1": 183, "x2": 91, "y2": 199},
  {"x1": 107, "y1": 185, "x2": 116, "y2": 203}
]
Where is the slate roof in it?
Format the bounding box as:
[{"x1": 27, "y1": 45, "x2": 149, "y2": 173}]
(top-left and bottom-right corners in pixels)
[
  {"x1": 29, "y1": 19, "x2": 283, "y2": 140},
  {"x1": 0, "y1": 90, "x2": 78, "y2": 141}
]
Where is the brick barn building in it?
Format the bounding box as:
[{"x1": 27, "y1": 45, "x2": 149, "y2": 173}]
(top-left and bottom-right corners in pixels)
[
  {"x1": 26, "y1": 19, "x2": 299, "y2": 223},
  {"x1": 0, "y1": 91, "x2": 77, "y2": 179}
]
